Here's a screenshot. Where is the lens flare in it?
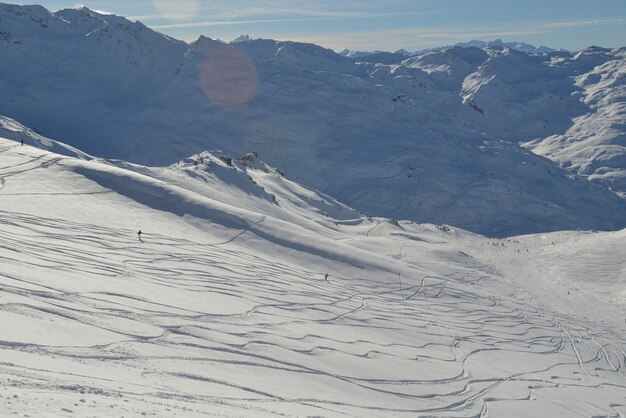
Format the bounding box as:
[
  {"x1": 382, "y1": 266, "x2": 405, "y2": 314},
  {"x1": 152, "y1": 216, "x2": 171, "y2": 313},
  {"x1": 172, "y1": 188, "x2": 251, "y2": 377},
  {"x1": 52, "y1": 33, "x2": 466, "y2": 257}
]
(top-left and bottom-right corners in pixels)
[
  {"x1": 152, "y1": 0, "x2": 199, "y2": 20},
  {"x1": 199, "y1": 46, "x2": 258, "y2": 109}
]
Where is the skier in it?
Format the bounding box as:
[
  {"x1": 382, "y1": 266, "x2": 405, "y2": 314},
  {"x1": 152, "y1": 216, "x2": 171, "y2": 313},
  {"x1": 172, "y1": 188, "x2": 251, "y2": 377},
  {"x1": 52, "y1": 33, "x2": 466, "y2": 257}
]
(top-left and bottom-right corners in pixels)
[
  {"x1": 137, "y1": 230, "x2": 142, "y2": 241},
  {"x1": 20, "y1": 139, "x2": 23, "y2": 146},
  {"x1": 324, "y1": 273, "x2": 329, "y2": 281}
]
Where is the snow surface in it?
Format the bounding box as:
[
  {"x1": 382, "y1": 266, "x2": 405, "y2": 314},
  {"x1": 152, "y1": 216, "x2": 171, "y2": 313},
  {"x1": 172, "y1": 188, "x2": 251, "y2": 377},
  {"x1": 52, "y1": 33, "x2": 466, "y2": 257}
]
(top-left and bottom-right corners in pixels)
[
  {"x1": 524, "y1": 48, "x2": 626, "y2": 193},
  {"x1": 1, "y1": 3, "x2": 626, "y2": 236},
  {"x1": 0, "y1": 125, "x2": 625, "y2": 416}
]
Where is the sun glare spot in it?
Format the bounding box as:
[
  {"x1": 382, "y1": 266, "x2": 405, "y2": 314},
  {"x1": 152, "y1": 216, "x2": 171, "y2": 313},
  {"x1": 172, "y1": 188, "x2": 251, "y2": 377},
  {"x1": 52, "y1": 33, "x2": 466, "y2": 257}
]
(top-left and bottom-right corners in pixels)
[
  {"x1": 152, "y1": 0, "x2": 199, "y2": 20},
  {"x1": 198, "y1": 46, "x2": 258, "y2": 109}
]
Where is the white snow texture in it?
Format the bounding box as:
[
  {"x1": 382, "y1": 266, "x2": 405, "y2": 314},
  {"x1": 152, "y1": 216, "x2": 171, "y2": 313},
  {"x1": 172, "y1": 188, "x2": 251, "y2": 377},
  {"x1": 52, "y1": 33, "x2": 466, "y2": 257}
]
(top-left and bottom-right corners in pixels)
[{"x1": 0, "y1": 3, "x2": 624, "y2": 417}]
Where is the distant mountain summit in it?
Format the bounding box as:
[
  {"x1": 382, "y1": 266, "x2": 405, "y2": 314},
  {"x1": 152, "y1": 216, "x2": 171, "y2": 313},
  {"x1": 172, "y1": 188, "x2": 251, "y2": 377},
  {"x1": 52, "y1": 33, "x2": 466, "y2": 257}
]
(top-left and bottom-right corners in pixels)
[
  {"x1": 340, "y1": 48, "x2": 412, "y2": 57},
  {"x1": 452, "y1": 38, "x2": 558, "y2": 53},
  {"x1": 340, "y1": 49, "x2": 408, "y2": 64},
  {"x1": 231, "y1": 34, "x2": 251, "y2": 43},
  {"x1": 340, "y1": 39, "x2": 558, "y2": 58}
]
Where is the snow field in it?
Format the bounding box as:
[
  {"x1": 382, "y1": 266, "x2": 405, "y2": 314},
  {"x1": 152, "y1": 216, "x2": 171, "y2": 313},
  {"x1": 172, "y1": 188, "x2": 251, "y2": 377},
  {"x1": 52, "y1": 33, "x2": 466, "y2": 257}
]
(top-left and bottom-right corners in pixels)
[{"x1": 0, "y1": 138, "x2": 624, "y2": 416}]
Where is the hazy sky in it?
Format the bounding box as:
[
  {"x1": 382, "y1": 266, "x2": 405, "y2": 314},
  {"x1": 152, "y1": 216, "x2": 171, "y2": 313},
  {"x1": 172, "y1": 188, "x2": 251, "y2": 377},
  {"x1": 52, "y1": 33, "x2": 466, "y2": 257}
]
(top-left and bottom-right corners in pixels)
[{"x1": 29, "y1": 0, "x2": 626, "y2": 51}]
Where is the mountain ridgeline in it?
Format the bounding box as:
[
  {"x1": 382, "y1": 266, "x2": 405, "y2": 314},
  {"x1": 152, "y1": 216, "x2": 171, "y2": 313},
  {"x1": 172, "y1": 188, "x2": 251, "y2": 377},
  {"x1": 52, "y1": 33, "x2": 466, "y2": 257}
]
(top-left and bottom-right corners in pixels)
[{"x1": 1, "y1": 3, "x2": 625, "y2": 237}]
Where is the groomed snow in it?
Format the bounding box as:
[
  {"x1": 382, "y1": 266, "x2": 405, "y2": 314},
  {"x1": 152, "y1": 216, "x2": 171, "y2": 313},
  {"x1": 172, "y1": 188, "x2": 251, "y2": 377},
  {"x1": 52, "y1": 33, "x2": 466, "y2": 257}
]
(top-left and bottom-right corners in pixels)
[{"x1": 0, "y1": 135, "x2": 624, "y2": 417}]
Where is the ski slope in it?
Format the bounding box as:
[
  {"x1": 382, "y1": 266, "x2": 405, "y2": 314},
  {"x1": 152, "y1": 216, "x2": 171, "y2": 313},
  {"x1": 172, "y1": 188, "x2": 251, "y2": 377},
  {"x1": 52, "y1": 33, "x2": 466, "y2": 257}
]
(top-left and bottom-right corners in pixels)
[{"x1": 0, "y1": 133, "x2": 624, "y2": 416}]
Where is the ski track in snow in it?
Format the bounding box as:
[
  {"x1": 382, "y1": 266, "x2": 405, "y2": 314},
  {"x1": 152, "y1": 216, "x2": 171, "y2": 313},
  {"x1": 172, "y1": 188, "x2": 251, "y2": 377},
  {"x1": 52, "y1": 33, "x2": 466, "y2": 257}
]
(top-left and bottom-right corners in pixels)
[
  {"x1": 0, "y1": 208, "x2": 624, "y2": 416},
  {"x1": 0, "y1": 140, "x2": 624, "y2": 416}
]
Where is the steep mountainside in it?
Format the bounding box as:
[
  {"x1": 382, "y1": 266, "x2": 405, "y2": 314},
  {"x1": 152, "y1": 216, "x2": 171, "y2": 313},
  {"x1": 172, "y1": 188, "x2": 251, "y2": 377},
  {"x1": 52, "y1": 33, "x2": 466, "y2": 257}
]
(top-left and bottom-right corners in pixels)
[
  {"x1": 524, "y1": 48, "x2": 626, "y2": 194},
  {"x1": 1, "y1": 3, "x2": 625, "y2": 236}
]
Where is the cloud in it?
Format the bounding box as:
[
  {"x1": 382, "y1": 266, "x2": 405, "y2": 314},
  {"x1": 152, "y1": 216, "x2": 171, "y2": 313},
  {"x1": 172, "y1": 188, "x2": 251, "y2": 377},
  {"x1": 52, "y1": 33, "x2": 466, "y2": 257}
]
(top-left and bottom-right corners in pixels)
[
  {"x1": 194, "y1": 0, "x2": 388, "y2": 20},
  {"x1": 546, "y1": 18, "x2": 626, "y2": 28},
  {"x1": 150, "y1": 10, "x2": 440, "y2": 30},
  {"x1": 129, "y1": 13, "x2": 201, "y2": 21},
  {"x1": 152, "y1": 17, "x2": 330, "y2": 30}
]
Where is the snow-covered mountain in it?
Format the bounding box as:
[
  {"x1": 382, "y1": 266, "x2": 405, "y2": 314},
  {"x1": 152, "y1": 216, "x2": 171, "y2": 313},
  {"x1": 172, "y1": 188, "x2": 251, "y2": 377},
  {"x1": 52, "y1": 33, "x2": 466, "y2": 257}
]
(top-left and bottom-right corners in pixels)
[
  {"x1": 523, "y1": 47, "x2": 626, "y2": 194},
  {"x1": 452, "y1": 38, "x2": 557, "y2": 54},
  {"x1": 342, "y1": 40, "x2": 555, "y2": 59},
  {"x1": 0, "y1": 124, "x2": 624, "y2": 417},
  {"x1": 231, "y1": 34, "x2": 251, "y2": 43},
  {"x1": 1, "y1": 3, "x2": 626, "y2": 238},
  {"x1": 340, "y1": 49, "x2": 408, "y2": 64},
  {"x1": 339, "y1": 48, "x2": 386, "y2": 58},
  {"x1": 339, "y1": 48, "x2": 411, "y2": 64}
]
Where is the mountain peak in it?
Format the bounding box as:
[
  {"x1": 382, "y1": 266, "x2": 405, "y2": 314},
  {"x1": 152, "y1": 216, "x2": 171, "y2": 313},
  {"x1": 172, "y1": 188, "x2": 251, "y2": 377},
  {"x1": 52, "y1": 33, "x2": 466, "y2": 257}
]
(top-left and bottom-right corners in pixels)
[
  {"x1": 73, "y1": 5, "x2": 112, "y2": 15},
  {"x1": 394, "y1": 48, "x2": 413, "y2": 56},
  {"x1": 231, "y1": 34, "x2": 251, "y2": 43},
  {"x1": 55, "y1": 5, "x2": 133, "y2": 30}
]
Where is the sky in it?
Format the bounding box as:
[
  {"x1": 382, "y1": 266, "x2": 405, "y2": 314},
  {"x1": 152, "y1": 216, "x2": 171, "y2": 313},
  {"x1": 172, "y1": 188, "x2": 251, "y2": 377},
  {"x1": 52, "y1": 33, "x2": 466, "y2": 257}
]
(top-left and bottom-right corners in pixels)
[{"x1": 27, "y1": 0, "x2": 626, "y2": 51}]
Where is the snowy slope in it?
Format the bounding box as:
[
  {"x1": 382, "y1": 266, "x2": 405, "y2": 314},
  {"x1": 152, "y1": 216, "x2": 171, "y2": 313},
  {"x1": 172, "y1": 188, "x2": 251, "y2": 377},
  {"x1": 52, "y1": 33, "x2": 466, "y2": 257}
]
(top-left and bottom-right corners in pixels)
[
  {"x1": 0, "y1": 116, "x2": 90, "y2": 159},
  {"x1": 0, "y1": 126, "x2": 625, "y2": 416},
  {"x1": 524, "y1": 48, "x2": 626, "y2": 194},
  {"x1": 1, "y1": 3, "x2": 626, "y2": 238}
]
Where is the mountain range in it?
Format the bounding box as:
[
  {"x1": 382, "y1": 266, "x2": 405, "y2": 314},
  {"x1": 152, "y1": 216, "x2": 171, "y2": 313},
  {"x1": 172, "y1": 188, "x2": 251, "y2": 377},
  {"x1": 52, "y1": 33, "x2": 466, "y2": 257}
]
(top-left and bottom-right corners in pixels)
[
  {"x1": 1, "y1": 3, "x2": 625, "y2": 237},
  {"x1": 340, "y1": 38, "x2": 556, "y2": 61}
]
